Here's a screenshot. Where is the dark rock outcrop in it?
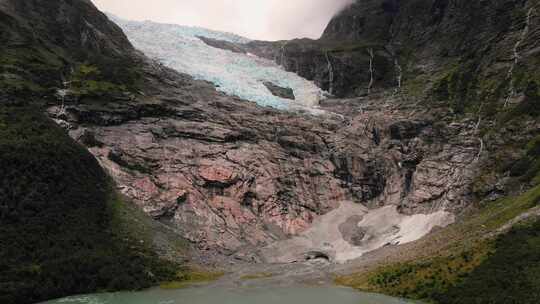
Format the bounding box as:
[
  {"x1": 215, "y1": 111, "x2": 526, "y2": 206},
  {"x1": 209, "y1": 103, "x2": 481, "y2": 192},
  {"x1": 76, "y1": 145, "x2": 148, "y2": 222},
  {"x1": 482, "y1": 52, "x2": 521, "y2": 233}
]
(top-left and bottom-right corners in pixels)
[
  {"x1": 198, "y1": 36, "x2": 247, "y2": 54},
  {"x1": 263, "y1": 82, "x2": 295, "y2": 100}
]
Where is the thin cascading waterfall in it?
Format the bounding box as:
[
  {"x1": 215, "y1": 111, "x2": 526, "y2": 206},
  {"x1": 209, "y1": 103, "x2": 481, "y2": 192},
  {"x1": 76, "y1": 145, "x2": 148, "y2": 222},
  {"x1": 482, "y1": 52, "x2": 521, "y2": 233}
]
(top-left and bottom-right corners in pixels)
[
  {"x1": 325, "y1": 51, "x2": 335, "y2": 95},
  {"x1": 504, "y1": 6, "x2": 536, "y2": 107},
  {"x1": 386, "y1": 44, "x2": 402, "y2": 94},
  {"x1": 58, "y1": 88, "x2": 66, "y2": 116},
  {"x1": 367, "y1": 48, "x2": 375, "y2": 94},
  {"x1": 57, "y1": 78, "x2": 72, "y2": 117},
  {"x1": 394, "y1": 57, "x2": 403, "y2": 92},
  {"x1": 387, "y1": 16, "x2": 404, "y2": 95},
  {"x1": 280, "y1": 41, "x2": 289, "y2": 67},
  {"x1": 388, "y1": 45, "x2": 403, "y2": 94}
]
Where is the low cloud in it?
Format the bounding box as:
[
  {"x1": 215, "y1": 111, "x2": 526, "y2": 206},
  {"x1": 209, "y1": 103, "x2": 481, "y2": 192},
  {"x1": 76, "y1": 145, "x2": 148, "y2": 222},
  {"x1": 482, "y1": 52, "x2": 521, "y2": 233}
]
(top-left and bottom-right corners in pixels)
[{"x1": 92, "y1": 0, "x2": 354, "y2": 40}]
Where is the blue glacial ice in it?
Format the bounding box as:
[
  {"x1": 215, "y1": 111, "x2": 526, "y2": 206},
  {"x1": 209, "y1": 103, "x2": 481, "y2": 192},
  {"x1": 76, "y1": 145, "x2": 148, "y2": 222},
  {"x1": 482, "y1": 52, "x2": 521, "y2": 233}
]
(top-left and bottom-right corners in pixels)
[{"x1": 111, "y1": 16, "x2": 325, "y2": 111}]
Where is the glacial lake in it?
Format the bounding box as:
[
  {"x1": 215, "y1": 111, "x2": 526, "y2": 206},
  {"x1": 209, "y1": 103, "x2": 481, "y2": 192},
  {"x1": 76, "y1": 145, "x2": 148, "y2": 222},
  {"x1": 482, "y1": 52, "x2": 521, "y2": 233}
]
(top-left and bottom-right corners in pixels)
[{"x1": 42, "y1": 285, "x2": 416, "y2": 304}]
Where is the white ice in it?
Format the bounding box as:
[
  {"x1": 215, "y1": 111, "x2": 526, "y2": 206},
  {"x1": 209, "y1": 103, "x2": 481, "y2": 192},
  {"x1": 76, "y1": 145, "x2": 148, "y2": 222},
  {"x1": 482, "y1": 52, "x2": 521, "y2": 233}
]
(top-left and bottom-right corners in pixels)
[
  {"x1": 262, "y1": 202, "x2": 455, "y2": 264},
  {"x1": 111, "y1": 16, "x2": 325, "y2": 111}
]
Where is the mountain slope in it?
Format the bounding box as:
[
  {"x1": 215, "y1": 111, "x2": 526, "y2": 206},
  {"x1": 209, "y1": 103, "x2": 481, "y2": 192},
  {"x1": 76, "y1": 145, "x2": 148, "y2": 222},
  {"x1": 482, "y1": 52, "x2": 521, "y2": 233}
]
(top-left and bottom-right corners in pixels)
[
  {"x1": 228, "y1": 0, "x2": 540, "y2": 106},
  {"x1": 0, "y1": 107, "x2": 182, "y2": 304},
  {"x1": 0, "y1": 0, "x2": 141, "y2": 100},
  {"x1": 1, "y1": 0, "x2": 539, "y2": 303},
  {"x1": 0, "y1": 1, "x2": 186, "y2": 303}
]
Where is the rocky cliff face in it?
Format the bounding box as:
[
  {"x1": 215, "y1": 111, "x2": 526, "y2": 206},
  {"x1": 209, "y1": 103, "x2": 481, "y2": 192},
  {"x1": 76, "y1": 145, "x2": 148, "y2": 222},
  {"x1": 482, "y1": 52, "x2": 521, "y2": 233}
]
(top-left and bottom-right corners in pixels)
[
  {"x1": 2, "y1": 0, "x2": 539, "y2": 268},
  {"x1": 221, "y1": 0, "x2": 540, "y2": 105},
  {"x1": 48, "y1": 68, "x2": 481, "y2": 262}
]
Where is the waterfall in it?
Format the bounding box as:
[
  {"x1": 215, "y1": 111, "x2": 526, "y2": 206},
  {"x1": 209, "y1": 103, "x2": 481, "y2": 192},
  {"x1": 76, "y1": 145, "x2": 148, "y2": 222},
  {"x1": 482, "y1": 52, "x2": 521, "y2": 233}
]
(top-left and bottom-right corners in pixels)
[
  {"x1": 367, "y1": 48, "x2": 375, "y2": 94},
  {"x1": 385, "y1": 44, "x2": 402, "y2": 94},
  {"x1": 325, "y1": 51, "x2": 335, "y2": 95},
  {"x1": 505, "y1": 6, "x2": 535, "y2": 107},
  {"x1": 394, "y1": 57, "x2": 402, "y2": 93},
  {"x1": 280, "y1": 41, "x2": 288, "y2": 67},
  {"x1": 57, "y1": 79, "x2": 72, "y2": 117}
]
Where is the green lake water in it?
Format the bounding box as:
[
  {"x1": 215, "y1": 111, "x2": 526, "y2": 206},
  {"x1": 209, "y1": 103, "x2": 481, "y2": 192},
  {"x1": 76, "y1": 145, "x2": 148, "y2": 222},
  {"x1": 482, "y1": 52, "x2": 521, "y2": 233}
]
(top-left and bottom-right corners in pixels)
[{"x1": 42, "y1": 285, "x2": 417, "y2": 304}]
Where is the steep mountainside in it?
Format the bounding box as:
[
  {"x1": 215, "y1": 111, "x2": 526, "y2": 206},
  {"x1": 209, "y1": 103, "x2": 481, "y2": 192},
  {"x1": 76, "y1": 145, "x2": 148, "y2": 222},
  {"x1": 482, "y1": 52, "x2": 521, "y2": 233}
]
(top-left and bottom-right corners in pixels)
[
  {"x1": 1, "y1": 0, "x2": 539, "y2": 303},
  {"x1": 222, "y1": 0, "x2": 540, "y2": 106},
  {"x1": 0, "y1": 1, "x2": 186, "y2": 303},
  {"x1": 0, "y1": 0, "x2": 141, "y2": 99}
]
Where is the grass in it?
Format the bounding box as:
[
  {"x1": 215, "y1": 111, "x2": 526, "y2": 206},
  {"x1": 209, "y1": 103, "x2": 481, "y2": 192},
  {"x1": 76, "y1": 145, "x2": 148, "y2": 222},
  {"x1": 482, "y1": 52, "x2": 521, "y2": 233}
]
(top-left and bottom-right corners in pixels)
[
  {"x1": 69, "y1": 63, "x2": 130, "y2": 98},
  {"x1": 434, "y1": 218, "x2": 540, "y2": 304},
  {"x1": 335, "y1": 184, "x2": 540, "y2": 303},
  {"x1": 239, "y1": 272, "x2": 274, "y2": 280},
  {"x1": 336, "y1": 242, "x2": 492, "y2": 301},
  {"x1": 160, "y1": 270, "x2": 225, "y2": 289}
]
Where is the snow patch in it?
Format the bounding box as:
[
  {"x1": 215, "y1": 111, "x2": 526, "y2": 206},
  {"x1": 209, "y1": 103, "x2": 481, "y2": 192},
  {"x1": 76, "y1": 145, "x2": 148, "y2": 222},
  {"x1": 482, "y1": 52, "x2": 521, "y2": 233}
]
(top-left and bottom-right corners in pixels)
[{"x1": 262, "y1": 202, "x2": 454, "y2": 264}]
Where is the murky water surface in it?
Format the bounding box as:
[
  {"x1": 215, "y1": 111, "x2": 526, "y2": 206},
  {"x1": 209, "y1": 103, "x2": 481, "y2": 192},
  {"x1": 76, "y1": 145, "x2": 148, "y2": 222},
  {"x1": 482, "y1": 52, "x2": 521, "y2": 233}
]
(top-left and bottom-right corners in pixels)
[{"x1": 43, "y1": 285, "x2": 417, "y2": 304}]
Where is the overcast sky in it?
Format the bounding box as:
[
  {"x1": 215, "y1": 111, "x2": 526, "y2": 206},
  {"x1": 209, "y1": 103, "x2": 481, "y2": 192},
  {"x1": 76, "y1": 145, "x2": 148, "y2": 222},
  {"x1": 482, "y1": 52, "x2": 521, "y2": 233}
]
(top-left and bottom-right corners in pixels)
[{"x1": 91, "y1": 0, "x2": 354, "y2": 41}]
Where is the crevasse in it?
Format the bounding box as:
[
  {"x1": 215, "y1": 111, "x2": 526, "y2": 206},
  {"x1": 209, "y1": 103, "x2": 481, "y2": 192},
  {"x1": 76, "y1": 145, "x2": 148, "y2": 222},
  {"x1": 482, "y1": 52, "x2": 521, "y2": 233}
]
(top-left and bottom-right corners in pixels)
[{"x1": 111, "y1": 16, "x2": 324, "y2": 111}]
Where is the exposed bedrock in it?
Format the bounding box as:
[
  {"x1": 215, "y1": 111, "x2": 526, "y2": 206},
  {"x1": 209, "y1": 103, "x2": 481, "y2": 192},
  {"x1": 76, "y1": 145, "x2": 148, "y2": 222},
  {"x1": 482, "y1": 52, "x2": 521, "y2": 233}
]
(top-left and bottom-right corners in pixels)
[
  {"x1": 36, "y1": 0, "x2": 517, "y2": 262},
  {"x1": 48, "y1": 60, "x2": 479, "y2": 261}
]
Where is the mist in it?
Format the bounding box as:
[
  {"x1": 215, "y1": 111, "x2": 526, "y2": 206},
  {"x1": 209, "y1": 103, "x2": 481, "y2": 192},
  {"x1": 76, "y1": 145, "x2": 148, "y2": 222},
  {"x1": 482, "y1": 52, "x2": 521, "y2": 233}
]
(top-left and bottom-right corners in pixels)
[{"x1": 91, "y1": 0, "x2": 354, "y2": 41}]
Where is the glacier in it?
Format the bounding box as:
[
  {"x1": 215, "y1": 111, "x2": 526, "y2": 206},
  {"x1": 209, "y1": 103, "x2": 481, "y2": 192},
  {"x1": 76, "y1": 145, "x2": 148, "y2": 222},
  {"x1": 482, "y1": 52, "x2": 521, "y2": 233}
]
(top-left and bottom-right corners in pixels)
[{"x1": 111, "y1": 16, "x2": 325, "y2": 111}]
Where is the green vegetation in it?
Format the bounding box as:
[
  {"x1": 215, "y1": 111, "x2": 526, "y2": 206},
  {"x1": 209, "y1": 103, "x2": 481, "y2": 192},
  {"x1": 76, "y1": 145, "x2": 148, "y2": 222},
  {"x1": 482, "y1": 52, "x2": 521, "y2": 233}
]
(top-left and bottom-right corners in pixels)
[
  {"x1": 507, "y1": 135, "x2": 540, "y2": 184},
  {"x1": 0, "y1": 74, "x2": 44, "y2": 95},
  {"x1": 239, "y1": 272, "x2": 274, "y2": 280},
  {"x1": 0, "y1": 46, "x2": 62, "y2": 95},
  {"x1": 500, "y1": 76, "x2": 540, "y2": 123},
  {"x1": 473, "y1": 134, "x2": 540, "y2": 198},
  {"x1": 431, "y1": 62, "x2": 482, "y2": 114},
  {"x1": 435, "y1": 219, "x2": 540, "y2": 304},
  {"x1": 402, "y1": 73, "x2": 430, "y2": 99},
  {"x1": 425, "y1": 53, "x2": 540, "y2": 121},
  {"x1": 0, "y1": 106, "x2": 182, "y2": 304},
  {"x1": 0, "y1": 44, "x2": 142, "y2": 100},
  {"x1": 160, "y1": 270, "x2": 225, "y2": 289},
  {"x1": 336, "y1": 184, "x2": 540, "y2": 303},
  {"x1": 322, "y1": 42, "x2": 384, "y2": 53},
  {"x1": 69, "y1": 63, "x2": 129, "y2": 98},
  {"x1": 336, "y1": 243, "x2": 492, "y2": 301}
]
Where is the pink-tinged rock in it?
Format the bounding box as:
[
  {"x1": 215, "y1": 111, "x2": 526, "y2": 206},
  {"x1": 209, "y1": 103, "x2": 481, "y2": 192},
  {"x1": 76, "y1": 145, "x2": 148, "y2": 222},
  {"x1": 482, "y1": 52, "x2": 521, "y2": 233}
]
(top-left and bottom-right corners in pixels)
[
  {"x1": 53, "y1": 69, "x2": 485, "y2": 261},
  {"x1": 159, "y1": 189, "x2": 188, "y2": 203},
  {"x1": 199, "y1": 166, "x2": 238, "y2": 185},
  {"x1": 208, "y1": 196, "x2": 256, "y2": 228},
  {"x1": 132, "y1": 177, "x2": 160, "y2": 201}
]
